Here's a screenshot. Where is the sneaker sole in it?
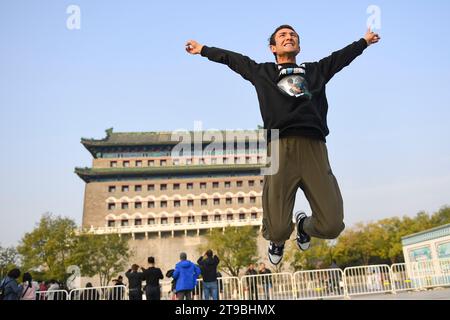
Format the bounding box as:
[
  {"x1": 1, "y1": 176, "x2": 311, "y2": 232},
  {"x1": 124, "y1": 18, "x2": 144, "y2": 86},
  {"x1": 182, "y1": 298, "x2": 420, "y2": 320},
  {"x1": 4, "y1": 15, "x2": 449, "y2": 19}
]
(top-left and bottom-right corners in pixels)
[
  {"x1": 268, "y1": 246, "x2": 283, "y2": 265},
  {"x1": 268, "y1": 252, "x2": 282, "y2": 265},
  {"x1": 297, "y1": 241, "x2": 310, "y2": 251},
  {"x1": 295, "y1": 211, "x2": 310, "y2": 251}
]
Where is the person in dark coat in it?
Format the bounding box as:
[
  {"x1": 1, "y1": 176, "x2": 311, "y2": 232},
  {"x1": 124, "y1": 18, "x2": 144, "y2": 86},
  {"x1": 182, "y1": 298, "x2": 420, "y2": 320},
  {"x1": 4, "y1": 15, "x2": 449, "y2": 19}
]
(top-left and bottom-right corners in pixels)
[
  {"x1": 165, "y1": 269, "x2": 176, "y2": 300},
  {"x1": 258, "y1": 263, "x2": 272, "y2": 300},
  {"x1": 79, "y1": 282, "x2": 100, "y2": 300},
  {"x1": 125, "y1": 264, "x2": 144, "y2": 300},
  {"x1": 197, "y1": 249, "x2": 220, "y2": 300},
  {"x1": 109, "y1": 275, "x2": 125, "y2": 300},
  {"x1": 245, "y1": 264, "x2": 258, "y2": 300},
  {"x1": 142, "y1": 256, "x2": 164, "y2": 300}
]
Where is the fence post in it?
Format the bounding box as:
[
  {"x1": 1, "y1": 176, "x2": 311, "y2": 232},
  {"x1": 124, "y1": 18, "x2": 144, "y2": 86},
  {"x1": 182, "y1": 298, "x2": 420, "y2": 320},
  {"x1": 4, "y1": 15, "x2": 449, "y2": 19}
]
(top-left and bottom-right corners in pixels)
[
  {"x1": 342, "y1": 271, "x2": 350, "y2": 299},
  {"x1": 389, "y1": 266, "x2": 397, "y2": 295}
]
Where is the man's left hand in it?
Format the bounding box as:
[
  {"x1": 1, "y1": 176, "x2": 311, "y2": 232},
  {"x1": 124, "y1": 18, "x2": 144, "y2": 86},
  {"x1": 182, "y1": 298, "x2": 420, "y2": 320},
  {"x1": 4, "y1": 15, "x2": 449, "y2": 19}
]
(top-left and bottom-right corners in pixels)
[{"x1": 364, "y1": 27, "x2": 381, "y2": 46}]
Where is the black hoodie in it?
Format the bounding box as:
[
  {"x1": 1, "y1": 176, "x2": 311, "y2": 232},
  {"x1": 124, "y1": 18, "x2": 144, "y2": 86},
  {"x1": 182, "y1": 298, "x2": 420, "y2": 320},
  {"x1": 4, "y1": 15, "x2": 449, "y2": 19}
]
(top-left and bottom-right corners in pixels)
[
  {"x1": 197, "y1": 255, "x2": 220, "y2": 282},
  {"x1": 200, "y1": 38, "x2": 368, "y2": 142}
]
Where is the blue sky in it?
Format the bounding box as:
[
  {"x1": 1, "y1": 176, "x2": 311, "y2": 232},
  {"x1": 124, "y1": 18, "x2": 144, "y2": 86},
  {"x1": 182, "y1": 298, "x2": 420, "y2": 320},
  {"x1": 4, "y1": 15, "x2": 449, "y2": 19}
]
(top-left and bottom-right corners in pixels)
[{"x1": 1, "y1": 0, "x2": 449, "y2": 246}]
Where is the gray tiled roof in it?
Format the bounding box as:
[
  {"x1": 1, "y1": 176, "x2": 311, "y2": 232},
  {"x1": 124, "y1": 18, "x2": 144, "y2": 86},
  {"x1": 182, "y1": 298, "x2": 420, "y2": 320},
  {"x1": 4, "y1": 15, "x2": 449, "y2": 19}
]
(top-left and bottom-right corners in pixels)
[
  {"x1": 81, "y1": 128, "x2": 264, "y2": 146},
  {"x1": 74, "y1": 164, "x2": 264, "y2": 183}
]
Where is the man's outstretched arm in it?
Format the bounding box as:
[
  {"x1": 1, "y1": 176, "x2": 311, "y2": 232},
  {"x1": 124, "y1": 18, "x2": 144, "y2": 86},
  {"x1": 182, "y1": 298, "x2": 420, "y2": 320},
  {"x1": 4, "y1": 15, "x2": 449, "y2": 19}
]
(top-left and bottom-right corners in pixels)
[
  {"x1": 186, "y1": 40, "x2": 258, "y2": 83},
  {"x1": 317, "y1": 28, "x2": 381, "y2": 83}
]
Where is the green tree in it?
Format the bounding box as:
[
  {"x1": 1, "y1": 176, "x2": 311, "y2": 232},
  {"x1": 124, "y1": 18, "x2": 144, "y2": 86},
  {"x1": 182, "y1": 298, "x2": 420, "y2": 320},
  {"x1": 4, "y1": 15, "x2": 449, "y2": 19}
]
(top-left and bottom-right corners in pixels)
[
  {"x1": 70, "y1": 233, "x2": 131, "y2": 287},
  {"x1": 17, "y1": 213, "x2": 77, "y2": 282},
  {"x1": 288, "y1": 238, "x2": 331, "y2": 271},
  {"x1": 0, "y1": 245, "x2": 20, "y2": 279},
  {"x1": 333, "y1": 223, "x2": 376, "y2": 267},
  {"x1": 199, "y1": 226, "x2": 259, "y2": 276},
  {"x1": 430, "y1": 206, "x2": 450, "y2": 227},
  {"x1": 411, "y1": 211, "x2": 434, "y2": 231},
  {"x1": 371, "y1": 217, "x2": 404, "y2": 264}
]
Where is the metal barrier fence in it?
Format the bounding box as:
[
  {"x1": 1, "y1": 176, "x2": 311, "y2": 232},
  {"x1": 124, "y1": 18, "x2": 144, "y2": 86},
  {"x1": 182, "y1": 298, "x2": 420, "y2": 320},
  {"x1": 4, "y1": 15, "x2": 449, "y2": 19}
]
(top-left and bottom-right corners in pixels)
[
  {"x1": 293, "y1": 268, "x2": 345, "y2": 300},
  {"x1": 240, "y1": 272, "x2": 295, "y2": 300},
  {"x1": 344, "y1": 264, "x2": 393, "y2": 297},
  {"x1": 69, "y1": 285, "x2": 128, "y2": 300},
  {"x1": 218, "y1": 276, "x2": 241, "y2": 300},
  {"x1": 408, "y1": 258, "x2": 450, "y2": 290},
  {"x1": 160, "y1": 280, "x2": 175, "y2": 300},
  {"x1": 390, "y1": 263, "x2": 415, "y2": 292},
  {"x1": 438, "y1": 258, "x2": 450, "y2": 286},
  {"x1": 193, "y1": 278, "x2": 203, "y2": 300},
  {"x1": 409, "y1": 260, "x2": 436, "y2": 289},
  {"x1": 35, "y1": 289, "x2": 69, "y2": 300},
  {"x1": 29, "y1": 258, "x2": 450, "y2": 301},
  {"x1": 161, "y1": 277, "x2": 241, "y2": 300}
]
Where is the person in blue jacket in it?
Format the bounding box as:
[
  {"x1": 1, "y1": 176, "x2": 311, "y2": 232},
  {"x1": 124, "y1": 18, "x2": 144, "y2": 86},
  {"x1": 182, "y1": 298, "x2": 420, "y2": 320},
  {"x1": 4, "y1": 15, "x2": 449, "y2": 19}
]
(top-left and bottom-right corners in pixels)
[
  {"x1": 172, "y1": 252, "x2": 201, "y2": 300},
  {"x1": 1, "y1": 268, "x2": 23, "y2": 300}
]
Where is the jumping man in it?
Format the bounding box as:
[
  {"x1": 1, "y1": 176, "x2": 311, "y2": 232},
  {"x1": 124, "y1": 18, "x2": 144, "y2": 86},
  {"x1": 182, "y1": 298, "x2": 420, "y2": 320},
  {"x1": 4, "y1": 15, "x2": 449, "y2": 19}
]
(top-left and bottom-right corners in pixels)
[{"x1": 186, "y1": 25, "x2": 380, "y2": 265}]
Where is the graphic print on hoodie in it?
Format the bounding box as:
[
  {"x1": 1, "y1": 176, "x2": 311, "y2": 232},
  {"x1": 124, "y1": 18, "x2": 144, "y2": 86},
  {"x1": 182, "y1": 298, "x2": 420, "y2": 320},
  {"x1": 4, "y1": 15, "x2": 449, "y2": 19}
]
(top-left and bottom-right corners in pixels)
[{"x1": 277, "y1": 64, "x2": 312, "y2": 98}]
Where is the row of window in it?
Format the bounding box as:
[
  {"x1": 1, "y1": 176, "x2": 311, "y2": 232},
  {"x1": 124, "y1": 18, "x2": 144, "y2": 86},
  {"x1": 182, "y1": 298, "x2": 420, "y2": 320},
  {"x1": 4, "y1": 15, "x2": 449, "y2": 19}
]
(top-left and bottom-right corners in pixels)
[
  {"x1": 107, "y1": 196, "x2": 258, "y2": 210},
  {"x1": 109, "y1": 156, "x2": 264, "y2": 168},
  {"x1": 108, "y1": 180, "x2": 263, "y2": 193},
  {"x1": 102, "y1": 146, "x2": 265, "y2": 157},
  {"x1": 102, "y1": 149, "x2": 265, "y2": 159},
  {"x1": 107, "y1": 212, "x2": 259, "y2": 227}
]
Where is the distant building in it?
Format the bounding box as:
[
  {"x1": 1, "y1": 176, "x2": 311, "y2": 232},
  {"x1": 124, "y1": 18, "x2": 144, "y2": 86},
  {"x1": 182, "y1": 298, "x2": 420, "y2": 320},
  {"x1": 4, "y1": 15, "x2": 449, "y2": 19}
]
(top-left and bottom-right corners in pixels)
[
  {"x1": 401, "y1": 223, "x2": 450, "y2": 263},
  {"x1": 75, "y1": 128, "x2": 270, "y2": 274}
]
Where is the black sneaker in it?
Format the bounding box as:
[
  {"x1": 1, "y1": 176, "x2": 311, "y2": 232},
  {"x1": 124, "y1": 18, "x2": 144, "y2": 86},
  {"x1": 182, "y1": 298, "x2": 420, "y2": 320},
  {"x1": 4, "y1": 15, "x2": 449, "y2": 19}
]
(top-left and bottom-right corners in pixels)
[
  {"x1": 295, "y1": 211, "x2": 311, "y2": 251},
  {"x1": 268, "y1": 241, "x2": 285, "y2": 265}
]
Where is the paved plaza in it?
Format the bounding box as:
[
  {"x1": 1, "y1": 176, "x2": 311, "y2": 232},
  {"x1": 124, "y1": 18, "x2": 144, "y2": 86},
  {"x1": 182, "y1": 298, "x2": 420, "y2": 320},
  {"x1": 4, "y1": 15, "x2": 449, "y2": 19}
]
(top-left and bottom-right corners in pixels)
[{"x1": 345, "y1": 288, "x2": 450, "y2": 300}]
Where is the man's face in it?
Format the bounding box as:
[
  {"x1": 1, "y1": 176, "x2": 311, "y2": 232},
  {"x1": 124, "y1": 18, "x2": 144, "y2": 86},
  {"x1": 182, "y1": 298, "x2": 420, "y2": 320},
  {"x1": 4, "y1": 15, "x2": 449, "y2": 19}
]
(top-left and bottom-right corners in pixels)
[{"x1": 270, "y1": 28, "x2": 300, "y2": 59}]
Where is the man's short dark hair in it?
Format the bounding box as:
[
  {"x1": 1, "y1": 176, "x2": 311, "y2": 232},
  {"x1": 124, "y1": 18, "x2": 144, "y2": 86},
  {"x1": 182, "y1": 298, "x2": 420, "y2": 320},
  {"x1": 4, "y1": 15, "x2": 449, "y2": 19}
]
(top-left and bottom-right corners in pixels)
[
  {"x1": 269, "y1": 25, "x2": 296, "y2": 46},
  {"x1": 268, "y1": 24, "x2": 298, "y2": 60},
  {"x1": 148, "y1": 256, "x2": 155, "y2": 264}
]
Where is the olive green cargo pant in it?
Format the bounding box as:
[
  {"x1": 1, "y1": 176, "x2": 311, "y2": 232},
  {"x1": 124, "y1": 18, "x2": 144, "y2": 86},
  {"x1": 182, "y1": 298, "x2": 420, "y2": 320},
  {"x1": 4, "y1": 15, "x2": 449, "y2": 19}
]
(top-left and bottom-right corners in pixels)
[{"x1": 262, "y1": 136, "x2": 345, "y2": 244}]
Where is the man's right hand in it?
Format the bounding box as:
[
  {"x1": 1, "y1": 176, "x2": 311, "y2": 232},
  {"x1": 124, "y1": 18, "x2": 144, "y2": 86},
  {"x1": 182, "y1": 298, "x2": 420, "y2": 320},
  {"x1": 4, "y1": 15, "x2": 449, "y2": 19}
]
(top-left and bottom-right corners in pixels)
[{"x1": 185, "y1": 40, "x2": 203, "y2": 55}]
